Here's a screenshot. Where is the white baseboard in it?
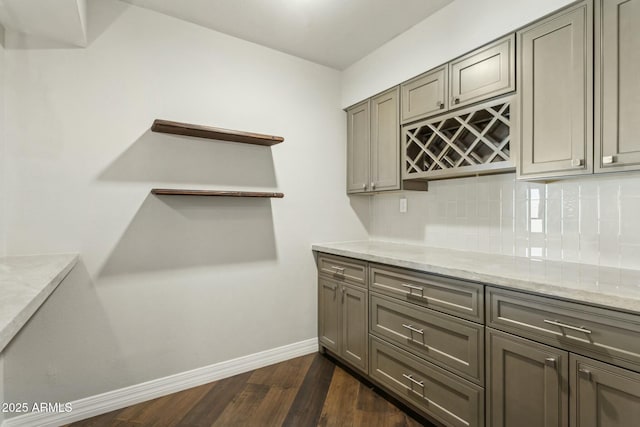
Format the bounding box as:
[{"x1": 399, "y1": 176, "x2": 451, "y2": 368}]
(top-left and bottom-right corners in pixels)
[{"x1": 2, "y1": 338, "x2": 318, "y2": 427}]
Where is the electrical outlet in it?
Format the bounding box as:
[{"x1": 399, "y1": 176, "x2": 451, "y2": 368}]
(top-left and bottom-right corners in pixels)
[{"x1": 399, "y1": 197, "x2": 408, "y2": 213}]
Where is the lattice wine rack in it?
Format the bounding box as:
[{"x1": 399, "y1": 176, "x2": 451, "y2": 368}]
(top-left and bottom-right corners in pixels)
[{"x1": 403, "y1": 96, "x2": 515, "y2": 180}]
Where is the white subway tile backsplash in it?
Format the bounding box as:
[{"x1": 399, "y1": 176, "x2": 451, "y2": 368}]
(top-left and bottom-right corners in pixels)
[{"x1": 369, "y1": 173, "x2": 640, "y2": 270}]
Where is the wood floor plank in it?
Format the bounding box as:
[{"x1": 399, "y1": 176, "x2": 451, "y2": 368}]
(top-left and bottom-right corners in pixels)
[
  {"x1": 68, "y1": 353, "x2": 431, "y2": 427},
  {"x1": 248, "y1": 353, "x2": 314, "y2": 389},
  {"x1": 281, "y1": 353, "x2": 336, "y2": 427},
  {"x1": 176, "y1": 371, "x2": 252, "y2": 427},
  {"x1": 211, "y1": 382, "x2": 271, "y2": 427},
  {"x1": 317, "y1": 366, "x2": 360, "y2": 426},
  {"x1": 117, "y1": 383, "x2": 213, "y2": 426}
]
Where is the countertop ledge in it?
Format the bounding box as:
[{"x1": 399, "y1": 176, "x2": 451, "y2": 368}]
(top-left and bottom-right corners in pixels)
[
  {"x1": 0, "y1": 253, "x2": 78, "y2": 353},
  {"x1": 312, "y1": 240, "x2": 640, "y2": 315}
]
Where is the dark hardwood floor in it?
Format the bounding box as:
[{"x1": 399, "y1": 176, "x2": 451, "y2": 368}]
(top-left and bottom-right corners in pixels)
[{"x1": 66, "y1": 352, "x2": 431, "y2": 427}]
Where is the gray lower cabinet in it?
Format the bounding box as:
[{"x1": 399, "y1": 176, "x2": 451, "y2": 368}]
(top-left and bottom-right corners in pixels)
[
  {"x1": 346, "y1": 87, "x2": 400, "y2": 194},
  {"x1": 370, "y1": 336, "x2": 484, "y2": 427},
  {"x1": 318, "y1": 276, "x2": 368, "y2": 374},
  {"x1": 317, "y1": 252, "x2": 640, "y2": 427},
  {"x1": 570, "y1": 354, "x2": 640, "y2": 427},
  {"x1": 595, "y1": 0, "x2": 640, "y2": 172},
  {"x1": 486, "y1": 328, "x2": 569, "y2": 427},
  {"x1": 517, "y1": 0, "x2": 593, "y2": 179},
  {"x1": 370, "y1": 293, "x2": 484, "y2": 384}
]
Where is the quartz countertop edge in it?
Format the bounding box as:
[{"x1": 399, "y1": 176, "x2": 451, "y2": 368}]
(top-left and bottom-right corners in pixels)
[
  {"x1": 312, "y1": 240, "x2": 640, "y2": 315},
  {"x1": 0, "y1": 254, "x2": 79, "y2": 353}
]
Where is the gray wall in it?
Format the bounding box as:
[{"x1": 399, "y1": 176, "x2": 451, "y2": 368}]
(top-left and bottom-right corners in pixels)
[{"x1": 1, "y1": 0, "x2": 369, "y2": 412}]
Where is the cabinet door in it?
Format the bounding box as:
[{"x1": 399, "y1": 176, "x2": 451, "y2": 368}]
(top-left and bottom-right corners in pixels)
[
  {"x1": 401, "y1": 65, "x2": 448, "y2": 124},
  {"x1": 370, "y1": 87, "x2": 400, "y2": 192},
  {"x1": 595, "y1": 0, "x2": 640, "y2": 172},
  {"x1": 518, "y1": 2, "x2": 593, "y2": 179},
  {"x1": 571, "y1": 354, "x2": 640, "y2": 427},
  {"x1": 347, "y1": 100, "x2": 370, "y2": 193},
  {"x1": 487, "y1": 329, "x2": 568, "y2": 427},
  {"x1": 450, "y1": 34, "x2": 515, "y2": 109},
  {"x1": 341, "y1": 284, "x2": 368, "y2": 373},
  {"x1": 318, "y1": 278, "x2": 340, "y2": 353}
]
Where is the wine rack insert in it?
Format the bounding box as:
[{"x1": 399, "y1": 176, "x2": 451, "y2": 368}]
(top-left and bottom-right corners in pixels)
[{"x1": 403, "y1": 96, "x2": 515, "y2": 180}]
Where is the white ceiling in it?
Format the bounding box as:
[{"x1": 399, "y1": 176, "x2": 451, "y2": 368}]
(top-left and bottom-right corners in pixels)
[{"x1": 120, "y1": 0, "x2": 453, "y2": 70}]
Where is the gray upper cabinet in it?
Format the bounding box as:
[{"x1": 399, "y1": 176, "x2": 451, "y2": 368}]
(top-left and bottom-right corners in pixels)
[
  {"x1": 595, "y1": 0, "x2": 640, "y2": 173},
  {"x1": 346, "y1": 100, "x2": 370, "y2": 193},
  {"x1": 450, "y1": 34, "x2": 515, "y2": 109},
  {"x1": 570, "y1": 354, "x2": 640, "y2": 427},
  {"x1": 371, "y1": 88, "x2": 401, "y2": 192},
  {"x1": 487, "y1": 328, "x2": 569, "y2": 427},
  {"x1": 517, "y1": 1, "x2": 593, "y2": 179},
  {"x1": 401, "y1": 66, "x2": 448, "y2": 124},
  {"x1": 347, "y1": 87, "x2": 400, "y2": 194}
]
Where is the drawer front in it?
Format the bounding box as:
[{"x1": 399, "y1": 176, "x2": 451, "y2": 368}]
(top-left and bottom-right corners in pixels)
[
  {"x1": 370, "y1": 293, "x2": 484, "y2": 384},
  {"x1": 370, "y1": 336, "x2": 484, "y2": 427},
  {"x1": 487, "y1": 287, "x2": 640, "y2": 372},
  {"x1": 317, "y1": 253, "x2": 366, "y2": 287},
  {"x1": 370, "y1": 263, "x2": 483, "y2": 323}
]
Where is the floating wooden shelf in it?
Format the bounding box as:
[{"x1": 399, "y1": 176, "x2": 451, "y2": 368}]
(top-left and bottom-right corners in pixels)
[
  {"x1": 151, "y1": 119, "x2": 284, "y2": 146},
  {"x1": 151, "y1": 189, "x2": 284, "y2": 198}
]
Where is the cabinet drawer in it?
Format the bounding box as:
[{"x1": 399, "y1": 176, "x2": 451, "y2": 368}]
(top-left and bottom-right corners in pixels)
[
  {"x1": 449, "y1": 34, "x2": 515, "y2": 109},
  {"x1": 317, "y1": 253, "x2": 366, "y2": 287},
  {"x1": 370, "y1": 293, "x2": 484, "y2": 384},
  {"x1": 487, "y1": 287, "x2": 640, "y2": 372},
  {"x1": 370, "y1": 336, "x2": 484, "y2": 427},
  {"x1": 370, "y1": 264, "x2": 483, "y2": 323}
]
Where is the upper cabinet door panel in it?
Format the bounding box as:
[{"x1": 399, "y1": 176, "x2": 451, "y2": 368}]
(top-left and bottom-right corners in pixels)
[
  {"x1": 371, "y1": 87, "x2": 400, "y2": 192},
  {"x1": 596, "y1": 0, "x2": 640, "y2": 172},
  {"x1": 347, "y1": 100, "x2": 370, "y2": 193},
  {"x1": 449, "y1": 34, "x2": 516, "y2": 109},
  {"x1": 401, "y1": 66, "x2": 448, "y2": 124},
  {"x1": 518, "y1": 1, "x2": 593, "y2": 179}
]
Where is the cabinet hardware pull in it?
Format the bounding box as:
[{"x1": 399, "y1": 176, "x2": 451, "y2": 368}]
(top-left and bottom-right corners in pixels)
[
  {"x1": 545, "y1": 358, "x2": 557, "y2": 368},
  {"x1": 371, "y1": 182, "x2": 376, "y2": 190},
  {"x1": 402, "y1": 324, "x2": 424, "y2": 335},
  {"x1": 362, "y1": 183, "x2": 367, "y2": 190},
  {"x1": 602, "y1": 156, "x2": 615, "y2": 164},
  {"x1": 543, "y1": 319, "x2": 592, "y2": 334},
  {"x1": 402, "y1": 373, "x2": 425, "y2": 388},
  {"x1": 331, "y1": 266, "x2": 345, "y2": 272},
  {"x1": 571, "y1": 158, "x2": 584, "y2": 167},
  {"x1": 436, "y1": 101, "x2": 445, "y2": 109},
  {"x1": 578, "y1": 368, "x2": 592, "y2": 381},
  {"x1": 401, "y1": 283, "x2": 424, "y2": 297},
  {"x1": 453, "y1": 97, "x2": 460, "y2": 105}
]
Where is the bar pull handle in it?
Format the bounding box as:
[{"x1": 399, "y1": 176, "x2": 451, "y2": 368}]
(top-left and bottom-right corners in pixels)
[
  {"x1": 402, "y1": 373, "x2": 425, "y2": 388},
  {"x1": 545, "y1": 358, "x2": 557, "y2": 369},
  {"x1": 401, "y1": 283, "x2": 425, "y2": 297},
  {"x1": 402, "y1": 324, "x2": 425, "y2": 335},
  {"x1": 543, "y1": 319, "x2": 592, "y2": 334}
]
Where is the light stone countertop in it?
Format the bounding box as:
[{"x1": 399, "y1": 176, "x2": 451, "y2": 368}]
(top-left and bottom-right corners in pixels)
[
  {"x1": 312, "y1": 240, "x2": 640, "y2": 315},
  {"x1": 0, "y1": 254, "x2": 78, "y2": 353}
]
